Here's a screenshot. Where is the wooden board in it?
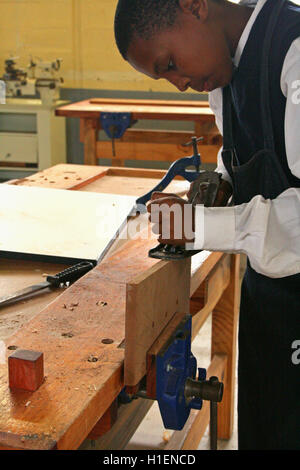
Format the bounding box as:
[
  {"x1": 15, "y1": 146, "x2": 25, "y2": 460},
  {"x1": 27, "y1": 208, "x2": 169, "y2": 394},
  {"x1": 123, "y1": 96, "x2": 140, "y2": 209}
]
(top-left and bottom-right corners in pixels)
[
  {"x1": 89, "y1": 98, "x2": 210, "y2": 108},
  {"x1": 8, "y1": 164, "x2": 109, "y2": 190},
  {"x1": 8, "y1": 165, "x2": 190, "y2": 197},
  {"x1": 124, "y1": 258, "x2": 191, "y2": 386},
  {"x1": 56, "y1": 99, "x2": 215, "y2": 121},
  {"x1": 0, "y1": 184, "x2": 136, "y2": 263}
]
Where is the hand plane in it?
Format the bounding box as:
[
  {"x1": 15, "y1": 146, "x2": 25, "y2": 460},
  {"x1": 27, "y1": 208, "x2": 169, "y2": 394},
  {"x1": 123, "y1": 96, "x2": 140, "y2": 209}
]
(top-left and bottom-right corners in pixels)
[{"x1": 147, "y1": 138, "x2": 232, "y2": 261}]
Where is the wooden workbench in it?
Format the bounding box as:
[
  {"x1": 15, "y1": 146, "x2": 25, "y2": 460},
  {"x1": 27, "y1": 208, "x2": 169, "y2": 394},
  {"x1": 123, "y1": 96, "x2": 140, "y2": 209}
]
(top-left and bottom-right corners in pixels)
[
  {"x1": 0, "y1": 164, "x2": 240, "y2": 450},
  {"x1": 56, "y1": 98, "x2": 222, "y2": 167}
]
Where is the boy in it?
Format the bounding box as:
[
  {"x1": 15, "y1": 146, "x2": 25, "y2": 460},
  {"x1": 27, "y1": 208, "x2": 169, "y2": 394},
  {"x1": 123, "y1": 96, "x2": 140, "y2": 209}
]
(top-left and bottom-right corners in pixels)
[{"x1": 114, "y1": 0, "x2": 300, "y2": 449}]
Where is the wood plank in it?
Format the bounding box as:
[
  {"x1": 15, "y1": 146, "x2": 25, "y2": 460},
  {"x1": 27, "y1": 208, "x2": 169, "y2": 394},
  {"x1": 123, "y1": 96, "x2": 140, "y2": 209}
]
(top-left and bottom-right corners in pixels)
[
  {"x1": 56, "y1": 99, "x2": 215, "y2": 121},
  {"x1": 105, "y1": 167, "x2": 187, "y2": 180},
  {"x1": 121, "y1": 128, "x2": 220, "y2": 145},
  {"x1": 120, "y1": 129, "x2": 194, "y2": 145},
  {"x1": 165, "y1": 354, "x2": 227, "y2": 450},
  {"x1": 89, "y1": 98, "x2": 209, "y2": 108},
  {"x1": 80, "y1": 174, "x2": 189, "y2": 198},
  {"x1": 0, "y1": 184, "x2": 136, "y2": 263},
  {"x1": 7, "y1": 164, "x2": 109, "y2": 190},
  {"x1": 124, "y1": 258, "x2": 191, "y2": 387},
  {"x1": 97, "y1": 141, "x2": 219, "y2": 164},
  {"x1": 211, "y1": 254, "x2": 240, "y2": 439},
  {"x1": 6, "y1": 165, "x2": 188, "y2": 192}
]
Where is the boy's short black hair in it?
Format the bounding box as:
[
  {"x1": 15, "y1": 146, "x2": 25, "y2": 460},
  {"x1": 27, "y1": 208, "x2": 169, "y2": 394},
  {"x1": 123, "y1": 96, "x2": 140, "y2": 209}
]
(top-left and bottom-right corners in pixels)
[{"x1": 114, "y1": 0, "x2": 180, "y2": 60}]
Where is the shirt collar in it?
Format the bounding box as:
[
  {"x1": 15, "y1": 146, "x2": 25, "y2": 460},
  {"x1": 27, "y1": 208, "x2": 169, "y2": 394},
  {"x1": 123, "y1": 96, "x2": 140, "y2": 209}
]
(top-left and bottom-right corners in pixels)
[{"x1": 233, "y1": 0, "x2": 268, "y2": 67}]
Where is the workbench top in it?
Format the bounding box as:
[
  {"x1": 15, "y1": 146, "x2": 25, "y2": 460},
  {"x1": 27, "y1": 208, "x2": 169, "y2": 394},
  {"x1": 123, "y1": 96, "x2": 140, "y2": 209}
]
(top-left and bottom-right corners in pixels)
[
  {"x1": 0, "y1": 164, "x2": 228, "y2": 450},
  {"x1": 56, "y1": 98, "x2": 214, "y2": 121}
]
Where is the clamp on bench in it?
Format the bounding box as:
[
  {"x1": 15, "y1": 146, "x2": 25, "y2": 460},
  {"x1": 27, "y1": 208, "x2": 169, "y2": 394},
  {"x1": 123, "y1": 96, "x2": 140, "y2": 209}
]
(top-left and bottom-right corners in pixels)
[
  {"x1": 100, "y1": 112, "x2": 136, "y2": 157},
  {"x1": 125, "y1": 314, "x2": 224, "y2": 450}
]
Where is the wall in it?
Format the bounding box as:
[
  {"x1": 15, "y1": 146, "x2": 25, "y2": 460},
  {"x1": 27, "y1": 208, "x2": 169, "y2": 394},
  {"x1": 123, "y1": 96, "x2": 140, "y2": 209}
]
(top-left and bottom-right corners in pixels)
[
  {"x1": 0, "y1": 0, "x2": 211, "y2": 176},
  {"x1": 0, "y1": 0, "x2": 198, "y2": 93}
]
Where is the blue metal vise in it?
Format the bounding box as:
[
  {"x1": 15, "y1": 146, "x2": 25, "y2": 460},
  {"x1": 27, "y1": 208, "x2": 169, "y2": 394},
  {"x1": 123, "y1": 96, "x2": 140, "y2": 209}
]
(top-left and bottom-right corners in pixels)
[
  {"x1": 100, "y1": 112, "x2": 132, "y2": 139},
  {"x1": 156, "y1": 315, "x2": 207, "y2": 430}
]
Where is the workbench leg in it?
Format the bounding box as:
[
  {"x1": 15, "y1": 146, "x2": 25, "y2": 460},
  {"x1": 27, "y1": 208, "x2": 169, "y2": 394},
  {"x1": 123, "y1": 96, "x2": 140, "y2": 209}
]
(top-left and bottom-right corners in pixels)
[
  {"x1": 84, "y1": 118, "x2": 98, "y2": 166},
  {"x1": 211, "y1": 254, "x2": 241, "y2": 439},
  {"x1": 195, "y1": 120, "x2": 223, "y2": 146}
]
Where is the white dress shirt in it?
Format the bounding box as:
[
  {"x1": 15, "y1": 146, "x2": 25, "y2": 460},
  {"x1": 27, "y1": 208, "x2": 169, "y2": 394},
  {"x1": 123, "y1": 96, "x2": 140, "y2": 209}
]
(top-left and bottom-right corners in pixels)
[{"x1": 193, "y1": 0, "x2": 300, "y2": 278}]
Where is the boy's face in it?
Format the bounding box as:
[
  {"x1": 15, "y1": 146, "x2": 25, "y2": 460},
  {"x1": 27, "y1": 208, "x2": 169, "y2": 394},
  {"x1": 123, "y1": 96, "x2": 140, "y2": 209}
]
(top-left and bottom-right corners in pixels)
[{"x1": 126, "y1": 8, "x2": 234, "y2": 93}]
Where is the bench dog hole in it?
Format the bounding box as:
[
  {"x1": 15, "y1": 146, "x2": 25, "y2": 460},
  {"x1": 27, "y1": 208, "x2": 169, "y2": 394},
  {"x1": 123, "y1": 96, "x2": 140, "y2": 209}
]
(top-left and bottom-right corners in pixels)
[{"x1": 101, "y1": 338, "x2": 114, "y2": 344}]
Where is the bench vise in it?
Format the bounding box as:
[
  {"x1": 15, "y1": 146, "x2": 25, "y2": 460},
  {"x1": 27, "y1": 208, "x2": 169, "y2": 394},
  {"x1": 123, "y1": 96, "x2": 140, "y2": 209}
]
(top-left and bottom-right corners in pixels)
[{"x1": 125, "y1": 314, "x2": 224, "y2": 450}]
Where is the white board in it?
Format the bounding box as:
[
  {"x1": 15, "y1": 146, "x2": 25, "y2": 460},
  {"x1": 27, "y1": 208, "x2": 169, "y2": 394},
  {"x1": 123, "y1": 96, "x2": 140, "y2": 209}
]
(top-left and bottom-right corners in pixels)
[{"x1": 0, "y1": 184, "x2": 136, "y2": 263}]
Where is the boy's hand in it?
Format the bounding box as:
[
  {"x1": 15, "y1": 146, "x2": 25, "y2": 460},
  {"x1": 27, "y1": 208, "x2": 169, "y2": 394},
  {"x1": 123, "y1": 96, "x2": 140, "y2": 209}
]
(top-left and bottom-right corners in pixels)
[{"x1": 147, "y1": 192, "x2": 195, "y2": 246}]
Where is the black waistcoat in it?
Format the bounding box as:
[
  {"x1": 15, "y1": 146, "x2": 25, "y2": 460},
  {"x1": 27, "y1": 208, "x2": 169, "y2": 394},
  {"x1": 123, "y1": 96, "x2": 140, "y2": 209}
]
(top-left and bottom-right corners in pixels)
[{"x1": 222, "y1": 0, "x2": 300, "y2": 204}]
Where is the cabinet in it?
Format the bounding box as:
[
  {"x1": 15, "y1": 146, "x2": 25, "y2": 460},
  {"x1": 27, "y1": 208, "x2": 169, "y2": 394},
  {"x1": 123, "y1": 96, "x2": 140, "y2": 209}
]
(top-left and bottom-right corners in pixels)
[{"x1": 0, "y1": 98, "x2": 68, "y2": 174}]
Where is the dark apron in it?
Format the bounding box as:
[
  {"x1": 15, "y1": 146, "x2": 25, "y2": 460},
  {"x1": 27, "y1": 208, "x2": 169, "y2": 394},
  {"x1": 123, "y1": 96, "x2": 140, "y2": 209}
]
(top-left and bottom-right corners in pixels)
[{"x1": 222, "y1": 0, "x2": 300, "y2": 450}]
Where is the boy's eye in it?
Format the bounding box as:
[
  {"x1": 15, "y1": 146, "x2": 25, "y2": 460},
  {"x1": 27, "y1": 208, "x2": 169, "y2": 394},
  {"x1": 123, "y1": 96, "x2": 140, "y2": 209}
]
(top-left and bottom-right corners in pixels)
[{"x1": 167, "y1": 59, "x2": 176, "y2": 71}]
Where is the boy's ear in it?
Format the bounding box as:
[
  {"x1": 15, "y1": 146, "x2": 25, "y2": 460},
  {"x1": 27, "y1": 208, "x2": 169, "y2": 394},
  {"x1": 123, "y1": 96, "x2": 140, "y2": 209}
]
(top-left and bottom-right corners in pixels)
[{"x1": 178, "y1": 0, "x2": 208, "y2": 21}]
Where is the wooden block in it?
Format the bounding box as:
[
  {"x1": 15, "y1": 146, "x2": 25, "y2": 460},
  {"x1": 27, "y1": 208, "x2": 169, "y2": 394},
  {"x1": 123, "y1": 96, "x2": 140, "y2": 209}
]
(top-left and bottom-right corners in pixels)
[
  {"x1": 124, "y1": 258, "x2": 191, "y2": 387},
  {"x1": 8, "y1": 349, "x2": 44, "y2": 392}
]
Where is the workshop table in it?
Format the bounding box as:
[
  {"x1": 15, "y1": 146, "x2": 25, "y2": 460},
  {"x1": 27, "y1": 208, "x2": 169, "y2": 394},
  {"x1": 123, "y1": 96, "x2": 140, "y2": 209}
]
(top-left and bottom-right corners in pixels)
[
  {"x1": 0, "y1": 164, "x2": 240, "y2": 450},
  {"x1": 55, "y1": 98, "x2": 222, "y2": 167}
]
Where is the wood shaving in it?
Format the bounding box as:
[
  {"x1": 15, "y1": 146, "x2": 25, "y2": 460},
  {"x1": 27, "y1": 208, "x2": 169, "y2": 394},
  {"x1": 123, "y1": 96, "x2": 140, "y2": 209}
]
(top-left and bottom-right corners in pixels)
[{"x1": 162, "y1": 431, "x2": 171, "y2": 443}]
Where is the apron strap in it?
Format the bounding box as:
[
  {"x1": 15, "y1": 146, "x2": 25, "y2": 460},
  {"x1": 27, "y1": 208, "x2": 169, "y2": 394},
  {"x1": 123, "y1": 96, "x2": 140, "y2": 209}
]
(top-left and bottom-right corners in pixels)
[{"x1": 222, "y1": 84, "x2": 234, "y2": 151}]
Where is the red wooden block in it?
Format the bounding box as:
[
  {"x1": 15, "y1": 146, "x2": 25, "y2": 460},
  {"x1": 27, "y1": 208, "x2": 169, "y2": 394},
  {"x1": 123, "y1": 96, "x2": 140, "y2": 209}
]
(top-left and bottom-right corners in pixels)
[{"x1": 8, "y1": 349, "x2": 44, "y2": 392}]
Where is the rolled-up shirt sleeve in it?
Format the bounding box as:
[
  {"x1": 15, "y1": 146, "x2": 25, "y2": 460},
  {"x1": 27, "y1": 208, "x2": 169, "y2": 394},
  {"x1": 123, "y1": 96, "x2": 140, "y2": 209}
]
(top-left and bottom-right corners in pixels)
[{"x1": 192, "y1": 188, "x2": 300, "y2": 278}]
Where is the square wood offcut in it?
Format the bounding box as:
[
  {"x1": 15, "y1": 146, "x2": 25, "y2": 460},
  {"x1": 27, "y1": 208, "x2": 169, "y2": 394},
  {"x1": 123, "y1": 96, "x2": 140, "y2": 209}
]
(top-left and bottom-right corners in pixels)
[{"x1": 8, "y1": 349, "x2": 44, "y2": 392}]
